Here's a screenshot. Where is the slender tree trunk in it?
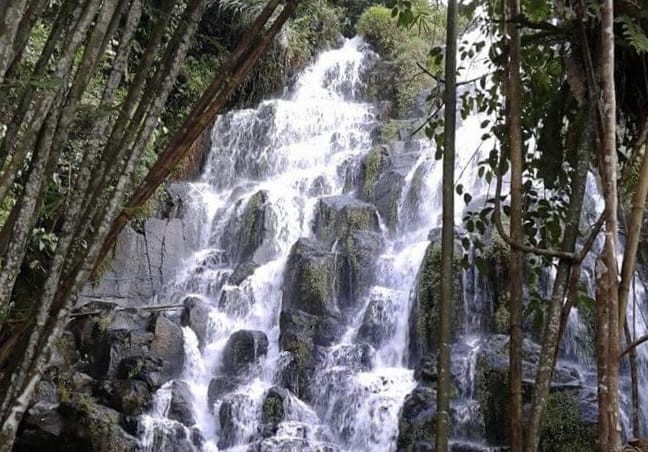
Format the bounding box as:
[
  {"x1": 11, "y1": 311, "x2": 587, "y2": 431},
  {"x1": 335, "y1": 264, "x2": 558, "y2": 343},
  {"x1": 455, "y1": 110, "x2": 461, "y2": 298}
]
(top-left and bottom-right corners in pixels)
[
  {"x1": 524, "y1": 107, "x2": 595, "y2": 452},
  {"x1": 619, "y1": 142, "x2": 648, "y2": 327},
  {"x1": 0, "y1": 0, "x2": 124, "y2": 416},
  {"x1": 596, "y1": 254, "x2": 611, "y2": 451},
  {"x1": 599, "y1": 1, "x2": 620, "y2": 449},
  {"x1": 435, "y1": 0, "x2": 457, "y2": 450},
  {"x1": 0, "y1": 0, "x2": 30, "y2": 83},
  {"x1": 506, "y1": 0, "x2": 523, "y2": 449},
  {"x1": 624, "y1": 321, "x2": 640, "y2": 437}
]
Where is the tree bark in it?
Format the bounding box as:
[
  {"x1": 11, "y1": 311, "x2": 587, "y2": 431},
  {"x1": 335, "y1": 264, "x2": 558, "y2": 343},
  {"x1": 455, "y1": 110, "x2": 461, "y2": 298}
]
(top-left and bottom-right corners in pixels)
[
  {"x1": 506, "y1": 0, "x2": 523, "y2": 449},
  {"x1": 0, "y1": 0, "x2": 30, "y2": 84},
  {"x1": 596, "y1": 254, "x2": 611, "y2": 452},
  {"x1": 435, "y1": 0, "x2": 457, "y2": 450},
  {"x1": 599, "y1": 1, "x2": 620, "y2": 449},
  {"x1": 618, "y1": 141, "x2": 648, "y2": 328}
]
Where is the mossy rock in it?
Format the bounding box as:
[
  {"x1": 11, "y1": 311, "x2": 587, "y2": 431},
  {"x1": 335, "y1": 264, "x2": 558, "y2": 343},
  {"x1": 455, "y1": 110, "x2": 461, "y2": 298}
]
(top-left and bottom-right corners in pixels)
[
  {"x1": 312, "y1": 195, "x2": 380, "y2": 247},
  {"x1": 59, "y1": 395, "x2": 139, "y2": 452},
  {"x1": 262, "y1": 387, "x2": 288, "y2": 425},
  {"x1": 282, "y1": 238, "x2": 339, "y2": 317},
  {"x1": 278, "y1": 309, "x2": 338, "y2": 400},
  {"x1": 336, "y1": 230, "x2": 384, "y2": 309},
  {"x1": 409, "y1": 242, "x2": 464, "y2": 366},
  {"x1": 359, "y1": 146, "x2": 388, "y2": 200},
  {"x1": 539, "y1": 390, "x2": 596, "y2": 452},
  {"x1": 225, "y1": 190, "x2": 271, "y2": 264},
  {"x1": 109, "y1": 380, "x2": 152, "y2": 416},
  {"x1": 396, "y1": 385, "x2": 436, "y2": 452}
]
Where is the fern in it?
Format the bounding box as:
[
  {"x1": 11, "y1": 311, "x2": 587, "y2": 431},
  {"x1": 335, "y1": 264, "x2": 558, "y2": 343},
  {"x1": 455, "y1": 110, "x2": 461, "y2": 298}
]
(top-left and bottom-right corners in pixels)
[
  {"x1": 616, "y1": 15, "x2": 648, "y2": 54},
  {"x1": 212, "y1": 0, "x2": 267, "y2": 22}
]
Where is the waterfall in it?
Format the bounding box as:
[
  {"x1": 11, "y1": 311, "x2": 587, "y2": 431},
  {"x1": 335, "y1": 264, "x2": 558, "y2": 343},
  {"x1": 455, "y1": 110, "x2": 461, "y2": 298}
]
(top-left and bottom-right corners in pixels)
[{"x1": 138, "y1": 28, "x2": 648, "y2": 452}]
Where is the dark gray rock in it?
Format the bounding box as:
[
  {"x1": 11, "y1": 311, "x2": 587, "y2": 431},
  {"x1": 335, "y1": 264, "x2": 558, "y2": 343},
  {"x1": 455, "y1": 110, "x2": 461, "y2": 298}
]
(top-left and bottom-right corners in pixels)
[
  {"x1": 151, "y1": 313, "x2": 185, "y2": 380},
  {"x1": 79, "y1": 217, "x2": 191, "y2": 307},
  {"x1": 279, "y1": 310, "x2": 338, "y2": 399},
  {"x1": 336, "y1": 231, "x2": 384, "y2": 309},
  {"x1": 223, "y1": 190, "x2": 277, "y2": 265},
  {"x1": 181, "y1": 296, "x2": 211, "y2": 349},
  {"x1": 168, "y1": 381, "x2": 196, "y2": 427},
  {"x1": 218, "y1": 394, "x2": 252, "y2": 449},
  {"x1": 396, "y1": 385, "x2": 436, "y2": 451},
  {"x1": 110, "y1": 379, "x2": 152, "y2": 416},
  {"x1": 222, "y1": 330, "x2": 269, "y2": 375},
  {"x1": 357, "y1": 295, "x2": 396, "y2": 348},
  {"x1": 207, "y1": 377, "x2": 239, "y2": 412},
  {"x1": 229, "y1": 262, "x2": 259, "y2": 286}
]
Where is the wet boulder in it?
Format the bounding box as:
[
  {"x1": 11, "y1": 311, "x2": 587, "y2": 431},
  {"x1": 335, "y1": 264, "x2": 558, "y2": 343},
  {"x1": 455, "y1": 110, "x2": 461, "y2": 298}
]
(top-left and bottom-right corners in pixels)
[
  {"x1": 262, "y1": 386, "x2": 289, "y2": 425},
  {"x1": 396, "y1": 385, "x2": 436, "y2": 452},
  {"x1": 218, "y1": 393, "x2": 255, "y2": 449},
  {"x1": 357, "y1": 295, "x2": 397, "y2": 348},
  {"x1": 336, "y1": 231, "x2": 384, "y2": 308},
  {"x1": 228, "y1": 261, "x2": 259, "y2": 286},
  {"x1": 224, "y1": 190, "x2": 276, "y2": 265},
  {"x1": 312, "y1": 195, "x2": 380, "y2": 247},
  {"x1": 150, "y1": 313, "x2": 185, "y2": 381},
  {"x1": 207, "y1": 377, "x2": 239, "y2": 412},
  {"x1": 109, "y1": 379, "x2": 152, "y2": 416},
  {"x1": 358, "y1": 143, "x2": 421, "y2": 231},
  {"x1": 408, "y1": 243, "x2": 463, "y2": 367},
  {"x1": 222, "y1": 330, "x2": 269, "y2": 375},
  {"x1": 278, "y1": 310, "x2": 338, "y2": 400},
  {"x1": 282, "y1": 238, "x2": 339, "y2": 317},
  {"x1": 181, "y1": 296, "x2": 211, "y2": 349},
  {"x1": 168, "y1": 381, "x2": 196, "y2": 427},
  {"x1": 358, "y1": 146, "x2": 388, "y2": 200}
]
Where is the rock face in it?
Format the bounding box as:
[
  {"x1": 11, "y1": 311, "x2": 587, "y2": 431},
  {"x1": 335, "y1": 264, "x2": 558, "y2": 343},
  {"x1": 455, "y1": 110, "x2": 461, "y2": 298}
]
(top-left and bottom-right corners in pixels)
[{"x1": 79, "y1": 220, "x2": 191, "y2": 307}]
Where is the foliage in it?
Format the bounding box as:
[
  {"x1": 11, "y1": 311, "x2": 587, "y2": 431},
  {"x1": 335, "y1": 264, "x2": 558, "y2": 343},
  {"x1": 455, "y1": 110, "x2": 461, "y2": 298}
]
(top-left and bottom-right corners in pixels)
[{"x1": 356, "y1": 2, "x2": 447, "y2": 117}]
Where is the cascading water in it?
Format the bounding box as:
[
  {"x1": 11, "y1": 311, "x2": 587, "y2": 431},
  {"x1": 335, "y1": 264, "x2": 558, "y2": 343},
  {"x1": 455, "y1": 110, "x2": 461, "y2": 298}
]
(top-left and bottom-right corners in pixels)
[{"x1": 138, "y1": 25, "x2": 648, "y2": 452}]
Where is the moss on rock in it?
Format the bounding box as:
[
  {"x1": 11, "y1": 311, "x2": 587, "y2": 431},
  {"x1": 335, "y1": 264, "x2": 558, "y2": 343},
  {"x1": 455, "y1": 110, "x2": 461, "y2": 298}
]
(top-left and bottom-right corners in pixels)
[
  {"x1": 540, "y1": 391, "x2": 596, "y2": 452},
  {"x1": 359, "y1": 146, "x2": 386, "y2": 199},
  {"x1": 409, "y1": 242, "x2": 463, "y2": 365}
]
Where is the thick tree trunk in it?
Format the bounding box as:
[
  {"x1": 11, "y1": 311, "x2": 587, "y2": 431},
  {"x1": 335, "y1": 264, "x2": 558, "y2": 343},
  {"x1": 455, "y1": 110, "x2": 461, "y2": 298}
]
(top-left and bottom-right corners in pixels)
[{"x1": 435, "y1": 0, "x2": 457, "y2": 450}]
